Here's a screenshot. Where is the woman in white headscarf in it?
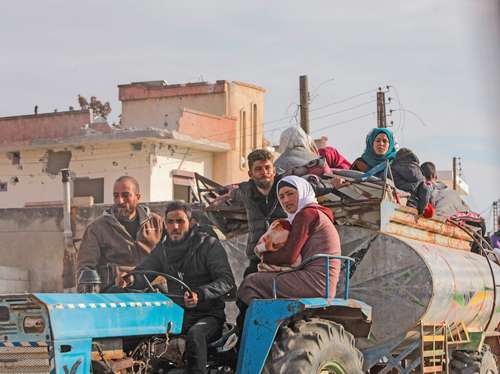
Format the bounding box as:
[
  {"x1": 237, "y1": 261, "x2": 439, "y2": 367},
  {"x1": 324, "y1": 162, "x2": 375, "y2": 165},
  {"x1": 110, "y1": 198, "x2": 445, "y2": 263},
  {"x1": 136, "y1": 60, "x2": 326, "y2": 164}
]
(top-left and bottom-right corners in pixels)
[{"x1": 237, "y1": 175, "x2": 341, "y2": 320}]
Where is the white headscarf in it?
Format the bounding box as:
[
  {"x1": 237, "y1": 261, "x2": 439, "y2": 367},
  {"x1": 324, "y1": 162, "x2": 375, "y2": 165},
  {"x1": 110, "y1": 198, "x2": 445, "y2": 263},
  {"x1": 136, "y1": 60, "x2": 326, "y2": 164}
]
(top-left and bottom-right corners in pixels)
[{"x1": 277, "y1": 175, "x2": 318, "y2": 223}]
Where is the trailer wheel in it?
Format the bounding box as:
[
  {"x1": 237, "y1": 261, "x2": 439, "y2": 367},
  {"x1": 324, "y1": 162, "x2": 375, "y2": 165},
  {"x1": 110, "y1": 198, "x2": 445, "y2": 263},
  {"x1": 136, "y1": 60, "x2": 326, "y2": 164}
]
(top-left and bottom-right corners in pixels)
[
  {"x1": 450, "y1": 346, "x2": 498, "y2": 374},
  {"x1": 262, "y1": 318, "x2": 364, "y2": 374}
]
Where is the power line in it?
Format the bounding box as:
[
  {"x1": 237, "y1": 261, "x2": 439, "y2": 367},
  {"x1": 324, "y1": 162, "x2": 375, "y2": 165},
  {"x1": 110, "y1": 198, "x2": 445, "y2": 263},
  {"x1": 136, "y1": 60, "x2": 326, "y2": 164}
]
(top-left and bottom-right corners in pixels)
[
  {"x1": 309, "y1": 99, "x2": 376, "y2": 122},
  {"x1": 263, "y1": 88, "x2": 377, "y2": 126},
  {"x1": 309, "y1": 89, "x2": 376, "y2": 113},
  {"x1": 311, "y1": 112, "x2": 376, "y2": 134},
  {"x1": 391, "y1": 108, "x2": 429, "y2": 127}
]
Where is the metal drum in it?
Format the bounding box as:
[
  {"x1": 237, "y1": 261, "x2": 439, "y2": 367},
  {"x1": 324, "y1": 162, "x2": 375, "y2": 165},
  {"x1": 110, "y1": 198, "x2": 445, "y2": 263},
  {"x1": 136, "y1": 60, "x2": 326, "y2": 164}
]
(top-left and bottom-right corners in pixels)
[{"x1": 337, "y1": 225, "x2": 500, "y2": 350}]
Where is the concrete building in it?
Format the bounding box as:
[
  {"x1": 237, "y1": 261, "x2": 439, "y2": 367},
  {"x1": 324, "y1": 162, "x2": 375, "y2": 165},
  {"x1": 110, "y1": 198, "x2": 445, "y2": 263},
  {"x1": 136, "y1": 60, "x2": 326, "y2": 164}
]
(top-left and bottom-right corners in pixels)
[
  {"x1": 0, "y1": 80, "x2": 265, "y2": 208},
  {"x1": 437, "y1": 170, "x2": 469, "y2": 196},
  {"x1": 119, "y1": 79, "x2": 265, "y2": 184},
  {"x1": 0, "y1": 78, "x2": 265, "y2": 291}
]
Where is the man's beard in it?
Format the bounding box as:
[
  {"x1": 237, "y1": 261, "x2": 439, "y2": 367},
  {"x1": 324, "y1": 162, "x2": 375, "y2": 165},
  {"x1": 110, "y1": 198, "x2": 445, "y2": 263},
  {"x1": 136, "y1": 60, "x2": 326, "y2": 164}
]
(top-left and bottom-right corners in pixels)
[
  {"x1": 254, "y1": 178, "x2": 272, "y2": 190},
  {"x1": 114, "y1": 205, "x2": 134, "y2": 219},
  {"x1": 169, "y1": 231, "x2": 188, "y2": 242}
]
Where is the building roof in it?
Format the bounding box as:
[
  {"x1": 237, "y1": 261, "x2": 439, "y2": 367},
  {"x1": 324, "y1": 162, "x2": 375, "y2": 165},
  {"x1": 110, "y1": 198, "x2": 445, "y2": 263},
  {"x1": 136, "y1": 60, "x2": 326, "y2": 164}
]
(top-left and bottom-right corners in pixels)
[
  {"x1": 119, "y1": 79, "x2": 265, "y2": 101},
  {"x1": 0, "y1": 127, "x2": 230, "y2": 152}
]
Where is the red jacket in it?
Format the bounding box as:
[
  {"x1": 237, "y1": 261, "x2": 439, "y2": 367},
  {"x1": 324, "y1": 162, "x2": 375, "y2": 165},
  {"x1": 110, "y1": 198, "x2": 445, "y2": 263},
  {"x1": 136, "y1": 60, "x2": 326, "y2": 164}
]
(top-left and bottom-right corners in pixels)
[{"x1": 319, "y1": 146, "x2": 352, "y2": 169}]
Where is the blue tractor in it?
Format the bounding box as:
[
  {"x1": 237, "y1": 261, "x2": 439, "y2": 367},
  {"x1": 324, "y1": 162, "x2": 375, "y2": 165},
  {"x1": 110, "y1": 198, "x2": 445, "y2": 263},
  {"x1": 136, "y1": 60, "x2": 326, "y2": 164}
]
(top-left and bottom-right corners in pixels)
[{"x1": 0, "y1": 255, "x2": 371, "y2": 373}]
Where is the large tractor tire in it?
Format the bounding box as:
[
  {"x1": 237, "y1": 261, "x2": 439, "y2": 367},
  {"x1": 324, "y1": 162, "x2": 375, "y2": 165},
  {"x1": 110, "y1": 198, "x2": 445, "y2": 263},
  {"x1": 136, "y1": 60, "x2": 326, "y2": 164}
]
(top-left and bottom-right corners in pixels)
[
  {"x1": 450, "y1": 346, "x2": 498, "y2": 374},
  {"x1": 262, "y1": 318, "x2": 364, "y2": 374}
]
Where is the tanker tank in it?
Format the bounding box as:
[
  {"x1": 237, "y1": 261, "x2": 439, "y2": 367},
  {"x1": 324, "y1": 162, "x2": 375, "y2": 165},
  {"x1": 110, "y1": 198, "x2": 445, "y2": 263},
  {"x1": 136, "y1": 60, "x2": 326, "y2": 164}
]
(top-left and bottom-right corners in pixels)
[
  {"x1": 197, "y1": 169, "x2": 500, "y2": 370},
  {"x1": 337, "y1": 224, "x2": 500, "y2": 351}
]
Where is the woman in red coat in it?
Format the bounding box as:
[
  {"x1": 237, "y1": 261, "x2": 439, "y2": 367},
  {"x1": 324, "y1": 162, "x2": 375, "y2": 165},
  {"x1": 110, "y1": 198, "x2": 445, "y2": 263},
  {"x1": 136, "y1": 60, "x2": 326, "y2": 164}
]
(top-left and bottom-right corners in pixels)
[{"x1": 237, "y1": 175, "x2": 341, "y2": 324}]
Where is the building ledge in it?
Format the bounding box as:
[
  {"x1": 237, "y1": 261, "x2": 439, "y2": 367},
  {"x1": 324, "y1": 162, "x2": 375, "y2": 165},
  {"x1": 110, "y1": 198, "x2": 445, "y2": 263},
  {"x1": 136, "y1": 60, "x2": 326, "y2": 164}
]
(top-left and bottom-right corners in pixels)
[
  {"x1": 0, "y1": 109, "x2": 90, "y2": 122},
  {"x1": 0, "y1": 128, "x2": 230, "y2": 153},
  {"x1": 232, "y1": 80, "x2": 267, "y2": 93}
]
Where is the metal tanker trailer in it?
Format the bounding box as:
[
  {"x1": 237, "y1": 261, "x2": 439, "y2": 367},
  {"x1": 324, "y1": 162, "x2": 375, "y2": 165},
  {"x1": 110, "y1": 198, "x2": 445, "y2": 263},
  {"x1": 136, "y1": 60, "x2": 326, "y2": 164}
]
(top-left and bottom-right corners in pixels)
[{"x1": 197, "y1": 170, "x2": 500, "y2": 373}]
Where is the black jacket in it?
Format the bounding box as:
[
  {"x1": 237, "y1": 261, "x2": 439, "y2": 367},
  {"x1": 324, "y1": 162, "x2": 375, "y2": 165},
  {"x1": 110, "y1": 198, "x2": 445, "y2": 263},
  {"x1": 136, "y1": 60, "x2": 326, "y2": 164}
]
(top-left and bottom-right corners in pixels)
[
  {"x1": 391, "y1": 148, "x2": 432, "y2": 214},
  {"x1": 391, "y1": 148, "x2": 425, "y2": 193},
  {"x1": 133, "y1": 228, "x2": 235, "y2": 320}
]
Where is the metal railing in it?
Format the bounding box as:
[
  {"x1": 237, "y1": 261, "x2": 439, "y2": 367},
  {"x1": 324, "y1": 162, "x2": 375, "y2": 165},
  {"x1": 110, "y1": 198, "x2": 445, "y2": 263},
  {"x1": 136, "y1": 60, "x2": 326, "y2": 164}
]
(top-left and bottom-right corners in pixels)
[{"x1": 271, "y1": 254, "x2": 355, "y2": 300}]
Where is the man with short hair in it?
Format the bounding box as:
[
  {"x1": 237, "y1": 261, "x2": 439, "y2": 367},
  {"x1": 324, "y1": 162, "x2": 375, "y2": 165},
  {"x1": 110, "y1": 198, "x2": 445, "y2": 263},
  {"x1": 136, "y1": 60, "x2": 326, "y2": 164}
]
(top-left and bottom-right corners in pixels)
[
  {"x1": 229, "y1": 149, "x2": 287, "y2": 276},
  {"x1": 420, "y1": 161, "x2": 469, "y2": 217},
  {"x1": 132, "y1": 201, "x2": 235, "y2": 374},
  {"x1": 77, "y1": 176, "x2": 164, "y2": 290}
]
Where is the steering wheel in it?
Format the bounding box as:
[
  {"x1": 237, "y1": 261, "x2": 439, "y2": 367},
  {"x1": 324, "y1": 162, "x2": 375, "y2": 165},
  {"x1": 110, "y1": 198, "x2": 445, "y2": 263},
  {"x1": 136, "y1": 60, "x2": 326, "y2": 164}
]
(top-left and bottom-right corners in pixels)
[{"x1": 121, "y1": 270, "x2": 193, "y2": 299}]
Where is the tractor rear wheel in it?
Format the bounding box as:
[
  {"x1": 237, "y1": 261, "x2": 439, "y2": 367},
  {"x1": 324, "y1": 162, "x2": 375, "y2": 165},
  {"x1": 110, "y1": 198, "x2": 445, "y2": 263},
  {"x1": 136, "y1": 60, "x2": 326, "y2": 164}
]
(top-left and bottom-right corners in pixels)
[
  {"x1": 262, "y1": 318, "x2": 364, "y2": 374},
  {"x1": 450, "y1": 346, "x2": 498, "y2": 374}
]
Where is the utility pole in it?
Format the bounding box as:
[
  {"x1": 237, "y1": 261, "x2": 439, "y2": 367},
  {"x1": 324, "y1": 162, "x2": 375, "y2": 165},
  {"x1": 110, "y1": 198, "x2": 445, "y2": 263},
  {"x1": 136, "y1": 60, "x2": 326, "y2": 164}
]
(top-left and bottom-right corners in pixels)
[
  {"x1": 377, "y1": 88, "x2": 387, "y2": 128},
  {"x1": 299, "y1": 75, "x2": 310, "y2": 134},
  {"x1": 452, "y1": 157, "x2": 458, "y2": 191}
]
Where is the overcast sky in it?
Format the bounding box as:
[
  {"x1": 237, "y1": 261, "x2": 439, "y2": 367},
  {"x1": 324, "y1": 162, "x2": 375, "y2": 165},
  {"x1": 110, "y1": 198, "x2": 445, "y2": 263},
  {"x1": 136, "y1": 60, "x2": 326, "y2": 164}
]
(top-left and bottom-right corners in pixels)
[{"x1": 1, "y1": 1, "x2": 499, "y2": 228}]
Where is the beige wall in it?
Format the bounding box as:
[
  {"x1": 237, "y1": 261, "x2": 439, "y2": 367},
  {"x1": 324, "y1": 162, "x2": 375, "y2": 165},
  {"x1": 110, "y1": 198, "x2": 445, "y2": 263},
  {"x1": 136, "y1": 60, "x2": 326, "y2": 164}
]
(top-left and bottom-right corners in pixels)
[
  {"x1": 0, "y1": 141, "x2": 152, "y2": 208},
  {"x1": 121, "y1": 93, "x2": 227, "y2": 131},
  {"x1": 148, "y1": 142, "x2": 213, "y2": 201},
  {"x1": 0, "y1": 207, "x2": 65, "y2": 291},
  {"x1": 119, "y1": 80, "x2": 266, "y2": 186},
  {"x1": 219, "y1": 82, "x2": 265, "y2": 184}
]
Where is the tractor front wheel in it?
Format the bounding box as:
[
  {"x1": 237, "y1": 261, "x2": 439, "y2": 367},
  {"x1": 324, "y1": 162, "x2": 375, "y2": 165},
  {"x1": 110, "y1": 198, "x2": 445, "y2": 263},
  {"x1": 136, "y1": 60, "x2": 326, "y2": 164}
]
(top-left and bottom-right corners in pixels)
[{"x1": 262, "y1": 318, "x2": 364, "y2": 374}]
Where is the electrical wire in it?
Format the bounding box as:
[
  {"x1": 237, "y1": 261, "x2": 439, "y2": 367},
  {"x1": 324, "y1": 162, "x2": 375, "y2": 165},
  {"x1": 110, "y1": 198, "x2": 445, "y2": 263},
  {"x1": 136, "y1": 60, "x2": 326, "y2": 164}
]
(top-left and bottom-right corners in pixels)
[
  {"x1": 311, "y1": 112, "x2": 376, "y2": 134},
  {"x1": 309, "y1": 89, "x2": 376, "y2": 113},
  {"x1": 391, "y1": 108, "x2": 429, "y2": 127},
  {"x1": 309, "y1": 99, "x2": 376, "y2": 122}
]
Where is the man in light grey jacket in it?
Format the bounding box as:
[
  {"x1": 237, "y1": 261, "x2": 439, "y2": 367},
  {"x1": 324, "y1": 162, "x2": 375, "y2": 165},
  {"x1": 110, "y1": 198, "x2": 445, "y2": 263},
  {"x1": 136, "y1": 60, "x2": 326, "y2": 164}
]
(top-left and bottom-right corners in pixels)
[{"x1": 420, "y1": 162, "x2": 469, "y2": 218}]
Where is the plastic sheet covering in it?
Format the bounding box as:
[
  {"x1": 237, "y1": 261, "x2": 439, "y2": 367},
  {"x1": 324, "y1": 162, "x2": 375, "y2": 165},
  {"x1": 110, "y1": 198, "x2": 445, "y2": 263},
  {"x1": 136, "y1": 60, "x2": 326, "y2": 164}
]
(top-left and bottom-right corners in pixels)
[{"x1": 221, "y1": 234, "x2": 248, "y2": 322}]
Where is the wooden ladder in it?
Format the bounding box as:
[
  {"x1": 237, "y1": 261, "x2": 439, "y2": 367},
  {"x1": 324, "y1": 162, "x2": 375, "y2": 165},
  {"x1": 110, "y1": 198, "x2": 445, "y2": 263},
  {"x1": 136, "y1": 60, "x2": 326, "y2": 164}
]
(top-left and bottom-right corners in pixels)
[
  {"x1": 420, "y1": 322, "x2": 449, "y2": 373},
  {"x1": 446, "y1": 321, "x2": 470, "y2": 346}
]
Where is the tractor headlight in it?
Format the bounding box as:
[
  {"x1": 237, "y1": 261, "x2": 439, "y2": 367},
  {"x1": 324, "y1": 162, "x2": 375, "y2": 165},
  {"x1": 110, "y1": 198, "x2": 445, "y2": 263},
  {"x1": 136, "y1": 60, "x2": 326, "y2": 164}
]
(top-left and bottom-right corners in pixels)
[{"x1": 23, "y1": 316, "x2": 45, "y2": 333}]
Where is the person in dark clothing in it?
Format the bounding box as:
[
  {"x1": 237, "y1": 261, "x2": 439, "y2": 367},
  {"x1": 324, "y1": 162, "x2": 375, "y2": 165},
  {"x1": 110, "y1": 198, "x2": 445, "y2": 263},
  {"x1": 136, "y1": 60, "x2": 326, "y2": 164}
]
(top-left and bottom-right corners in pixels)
[
  {"x1": 391, "y1": 148, "x2": 432, "y2": 215},
  {"x1": 189, "y1": 210, "x2": 219, "y2": 238},
  {"x1": 491, "y1": 217, "x2": 500, "y2": 250},
  {"x1": 420, "y1": 161, "x2": 470, "y2": 218},
  {"x1": 228, "y1": 149, "x2": 287, "y2": 277},
  {"x1": 131, "y1": 201, "x2": 235, "y2": 374}
]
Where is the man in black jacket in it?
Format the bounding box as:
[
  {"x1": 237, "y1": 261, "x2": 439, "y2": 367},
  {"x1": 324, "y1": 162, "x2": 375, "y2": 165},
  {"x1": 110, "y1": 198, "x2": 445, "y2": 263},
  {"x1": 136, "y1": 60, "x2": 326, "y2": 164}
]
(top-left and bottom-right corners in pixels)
[
  {"x1": 132, "y1": 201, "x2": 235, "y2": 374},
  {"x1": 228, "y1": 149, "x2": 286, "y2": 277}
]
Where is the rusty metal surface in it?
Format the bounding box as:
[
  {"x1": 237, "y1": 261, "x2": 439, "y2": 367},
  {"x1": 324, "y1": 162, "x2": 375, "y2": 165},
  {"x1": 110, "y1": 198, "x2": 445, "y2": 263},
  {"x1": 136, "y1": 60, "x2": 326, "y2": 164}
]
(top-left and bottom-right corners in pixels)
[
  {"x1": 385, "y1": 222, "x2": 471, "y2": 250},
  {"x1": 390, "y1": 208, "x2": 470, "y2": 241},
  {"x1": 409, "y1": 237, "x2": 500, "y2": 331},
  {"x1": 338, "y1": 225, "x2": 500, "y2": 352}
]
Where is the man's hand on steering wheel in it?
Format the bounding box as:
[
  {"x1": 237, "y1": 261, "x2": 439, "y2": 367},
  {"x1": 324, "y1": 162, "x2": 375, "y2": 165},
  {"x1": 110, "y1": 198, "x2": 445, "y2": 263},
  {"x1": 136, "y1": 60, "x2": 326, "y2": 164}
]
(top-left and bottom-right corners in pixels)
[
  {"x1": 184, "y1": 291, "x2": 199, "y2": 308},
  {"x1": 120, "y1": 269, "x2": 193, "y2": 299}
]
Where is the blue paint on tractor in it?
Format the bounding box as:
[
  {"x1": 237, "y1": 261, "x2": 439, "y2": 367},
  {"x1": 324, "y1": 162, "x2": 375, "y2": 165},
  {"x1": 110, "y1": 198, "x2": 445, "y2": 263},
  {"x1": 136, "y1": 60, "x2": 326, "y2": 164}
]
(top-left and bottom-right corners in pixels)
[
  {"x1": 236, "y1": 297, "x2": 372, "y2": 374},
  {"x1": 34, "y1": 293, "x2": 183, "y2": 339},
  {"x1": 33, "y1": 293, "x2": 183, "y2": 373},
  {"x1": 0, "y1": 270, "x2": 371, "y2": 373}
]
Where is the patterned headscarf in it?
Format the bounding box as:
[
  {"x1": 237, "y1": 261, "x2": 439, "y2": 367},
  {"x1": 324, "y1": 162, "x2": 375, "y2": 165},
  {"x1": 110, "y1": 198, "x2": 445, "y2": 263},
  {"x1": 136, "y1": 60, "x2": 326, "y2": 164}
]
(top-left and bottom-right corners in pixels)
[
  {"x1": 277, "y1": 175, "x2": 317, "y2": 223},
  {"x1": 360, "y1": 128, "x2": 398, "y2": 168}
]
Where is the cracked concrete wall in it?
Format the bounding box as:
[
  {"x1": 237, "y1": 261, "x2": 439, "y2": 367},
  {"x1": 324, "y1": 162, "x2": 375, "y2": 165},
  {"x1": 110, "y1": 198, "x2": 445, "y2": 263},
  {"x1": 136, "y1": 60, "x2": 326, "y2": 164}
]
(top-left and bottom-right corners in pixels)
[
  {"x1": 0, "y1": 203, "x2": 164, "y2": 292},
  {"x1": 0, "y1": 207, "x2": 65, "y2": 291},
  {"x1": 0, "y1": 141, "x2": 152, "y2": 208},
  {"x1": 0, "y1": 201, "x2": 247, "y2": 293},
  {"x1": 148, "y1": 142, "x2": 213, "y2": 202}
]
